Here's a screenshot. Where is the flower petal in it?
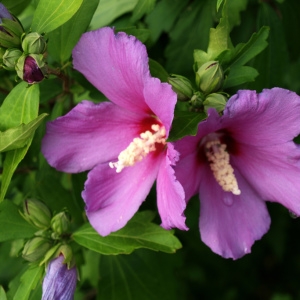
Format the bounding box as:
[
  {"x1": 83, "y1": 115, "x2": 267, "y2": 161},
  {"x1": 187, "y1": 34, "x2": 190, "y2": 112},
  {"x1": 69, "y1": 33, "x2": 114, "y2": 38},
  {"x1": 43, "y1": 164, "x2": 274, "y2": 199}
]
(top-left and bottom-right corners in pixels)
[
  {"x1": 72, "y1": 27, "x2": 151, "y2": 114},
  {"x1": 223, "y1": 88, "x2": 300, "y2": 146},
  {"x1": 42, "y1": 101, "x2": 146, "y2": 173},
  {"x1": 143, "y1": 77, "x2": 177, "y2": 134},
  {"x1": 199, "y1": 167, "x2": 270, "y2": 259},
  {"x1": 83, "y1": 154, "x2": 162, "y2": 236},
  {"x1": 233, "y1": 142, "x2": 300, "y2": 216},
  {"x1": 156, "y1": 144, "x2": 188, "y2": 230}
]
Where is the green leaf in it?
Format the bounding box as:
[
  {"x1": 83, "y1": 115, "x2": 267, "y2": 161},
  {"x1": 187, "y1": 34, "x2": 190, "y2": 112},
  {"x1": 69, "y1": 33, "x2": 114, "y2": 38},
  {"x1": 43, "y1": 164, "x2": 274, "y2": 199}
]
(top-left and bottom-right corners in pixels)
[
  {"x1": 0, "y1": 286, "x2": 7, "y2": 300},
  {"x1": 168, "y1": 111, "x2": 206, "y2": 142},
  {"x1": 131, "y1": 0, "x2": 156, "y2": 23},
  {"x1": 1, "y1": 0, "x2": 31, "y2": 15},
  {"x1": 47, "y1": 0, "x2": 99, "y2": 63},
  {"x1": 13, "y1": 264, "x2": 44, "y2": 300},
  {"x1": 73, "y1": 211, "x2": 182, "y2": 255},
  {"x1": 149, "y1": 58, "x2": 169, "y2": 83},
  {"x1": 216, "y1": 0, "x2": 224, "y2": 11},
  {"x1": 0, "y1": 114, "x2": 47, "y2": 153},
  {"x1": 0, "y1": 200, "x2": 36, "y2": 242},
  {"x1": 223, "y1": 66, "x2": 259, "y2": 88},
  {"x1": 90, "y1": 0, "x2": 138, "y2": 30},
  {"x1": 31, "y1": 0, "x2": 83, "y2": 33},
  {"x1": 115, "y1": 27, "x2": 150, "y2": 43}
]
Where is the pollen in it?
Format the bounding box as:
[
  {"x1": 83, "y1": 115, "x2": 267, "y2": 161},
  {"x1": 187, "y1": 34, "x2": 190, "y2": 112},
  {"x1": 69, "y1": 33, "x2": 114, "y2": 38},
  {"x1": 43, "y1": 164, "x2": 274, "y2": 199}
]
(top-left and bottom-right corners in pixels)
[
  {"x1": 205, "y1": 140, "x2": 241, "y2": 195},
  {"x1": 109, "y1": 124, "x2": 166, "y2": 173}
]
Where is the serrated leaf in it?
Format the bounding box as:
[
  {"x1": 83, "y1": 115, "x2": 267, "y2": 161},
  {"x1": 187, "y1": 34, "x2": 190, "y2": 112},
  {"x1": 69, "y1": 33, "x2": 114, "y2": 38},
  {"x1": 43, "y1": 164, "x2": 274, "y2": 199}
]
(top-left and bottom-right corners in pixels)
[
  {"x1": 47, "y1": 0, "x2": 99, "y2": 63},
  {"x1": 224, "y1": 66, "x2": 259, "y2": 88},
  {"x1": 131, "y1": 0, "x2": 156, "y2": 23},
  {"x1": 0, "y1": 114, "x2": 47, "y2": 152},
  {"x1": 0, "y1": 286, "x2": 7, "y2": 300},
  {"x1": 13, "y1": 264, "x2": 44, "y2": 300},
  {"x1": 73, "y1": 211, "x2": 182, "y2": 255},
  {"x1": 168, "y1": 111, "x2": 206, "y2": 142},
  {"x1": 31, "y1": 0, "x2": 83, "y2": 33},
  {"x1": 149, "y1": 58, "x2": 169, "y2": 82},
  {"x1": 0, "y1": 200, "x2": 36, "y2": 242}
]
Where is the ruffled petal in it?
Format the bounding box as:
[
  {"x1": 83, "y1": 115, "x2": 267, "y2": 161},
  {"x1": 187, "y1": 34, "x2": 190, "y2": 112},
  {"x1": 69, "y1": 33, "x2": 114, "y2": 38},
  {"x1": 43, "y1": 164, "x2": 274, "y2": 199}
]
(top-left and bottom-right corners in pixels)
[
  {"x1": 42, "y1": 101, "x2": 147, "y2": 173},
  {"x1": 199, "y1": 167, "x2": 270, "y2": 259},
  {"x1": 223, "y1": 88, "x2": 300, "y2": 146},
  {"x1": 72, "y1": 27, "x2": 151, "y2": 114},
  {"x1": 233, "y1": 142, "x2": 300, "y2": 216},
  {"x1": 156, "y1": 144, "x2": 188, "y2": 230},
  {"x1": 143, "y1": 77, "x2": 177, "y2": 134},
  {"x1": 83, "y1": 154, "x2": 162, "y2": 236}
]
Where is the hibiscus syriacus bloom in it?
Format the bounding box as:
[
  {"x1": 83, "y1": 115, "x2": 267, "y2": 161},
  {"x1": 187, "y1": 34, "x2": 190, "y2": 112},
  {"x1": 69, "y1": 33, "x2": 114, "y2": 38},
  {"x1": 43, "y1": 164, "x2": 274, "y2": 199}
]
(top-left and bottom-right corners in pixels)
[
  {"x1": 174, "y1": 88, "x2": 300, "y2": 259},
  {"x1": 42, "y1": 27, "x2": 187, "y2": 235},
  {"x1": 42, "y1": 255, "x2": 77, "y2": 300}
]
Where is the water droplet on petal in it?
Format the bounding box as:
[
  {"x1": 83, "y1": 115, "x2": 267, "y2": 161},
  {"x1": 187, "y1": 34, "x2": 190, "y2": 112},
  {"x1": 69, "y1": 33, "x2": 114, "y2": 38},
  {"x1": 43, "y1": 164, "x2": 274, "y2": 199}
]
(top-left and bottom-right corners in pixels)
[
  {"x1": 289, "y1": 210, "x2": 299, "y2": 219},
  {"x1": 222, "y1": 193, "x2": 233, "y2": 206}
]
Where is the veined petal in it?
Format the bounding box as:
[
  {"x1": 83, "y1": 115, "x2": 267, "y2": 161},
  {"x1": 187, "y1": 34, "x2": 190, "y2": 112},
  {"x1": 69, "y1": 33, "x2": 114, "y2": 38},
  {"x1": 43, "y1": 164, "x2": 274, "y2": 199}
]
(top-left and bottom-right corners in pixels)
[
  {"x1": 223, "y1": 88, "x2": 300, "y2": 146},
  {"x1": 42, "y1": 101, "x2": 147, "y2": 173},
  {"x1": 143, "y1": 77, "x2": 177, "y2": 134},
  {"x1": 233, "y1": 142, "x2": 300, "y2": 216},
  {"x1": 72, "y1": 27, "x2": 151, "y2": 114},
  {"x1": 83, "y1": 154, "x2": 162, "y2": 236},
  {"x1": 199, "y1": 167, "x2": 270, "y2": 259},
  {"x1": 156, "y1": 144, "x2": 188, "y2": 230}
]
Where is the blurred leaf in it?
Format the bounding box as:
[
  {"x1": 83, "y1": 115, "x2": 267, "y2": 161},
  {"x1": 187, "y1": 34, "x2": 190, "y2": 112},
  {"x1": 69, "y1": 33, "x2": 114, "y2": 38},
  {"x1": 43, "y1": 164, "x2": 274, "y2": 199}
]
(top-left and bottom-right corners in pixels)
[
  {"x1": 131, "y1": 0, "x2": 156, "y2": 23},
  {"x1": 115, "y1": 27, "x2": 150, "y2": 43},
  {"x1": 13, "y1": 264, "x2": 44, "y2": 300},
  {"x1": 31, "y1": 0, "x2": 83, "y2": 33},
  {"x1": 0, "y1": 200, "x2": 36, "y2": 242},
  {"x1": 226, "y1": 0, "x2": 248, "y2": 30},
  {"x1": 223, "y1": 66, "x2": 258, "y2": 88},
  {"x1": 149, "y1": 58, "x2": 169, "y2": 82},
  {"x1": 73, "y1": 211, "x2": 182, "y2": 254},
  {"x1": 97, "y1": 249, "x2": 183, "y2": 300},
  {"x1": 90, "y1": 0, "x2": 138, "y2": 29},
  {"x1": 0, "y1": 286, "x2": 7, "y2": 300},
  {"x1": 47, "y1": 0, "x2": 99, "y2": 63},
  {"x1": 1, "y1": 0, "x2": 31, "y2": 15},
  {"x1": 217, "y1": 0, "x2": 224, "y2": 11},
  {"x1": 0, "y1": 114, "x2": 47, "y2": 153},
  {"x1": 168, "y1": 111, "x2": 206, "y2": 142}
]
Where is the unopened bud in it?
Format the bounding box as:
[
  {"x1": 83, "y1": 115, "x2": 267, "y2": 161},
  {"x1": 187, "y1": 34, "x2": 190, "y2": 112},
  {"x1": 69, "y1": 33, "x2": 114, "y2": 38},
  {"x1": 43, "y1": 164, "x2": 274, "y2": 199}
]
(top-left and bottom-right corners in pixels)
[
  {"x1": 2, "y1": 48, "x2": 22, "y2": 70},
  {"x1": 22, "y1": 237, "x2": 52, "y2": 262},
  {"x1": 22, "y1": 32, "x2": 47, "y2": 54},
  {"x1": 203, "y1": 93, "x2": 227, "y2": 113},
  {"x1": 196, "y1": 61, "x2": 224, "y2": 94},
  {"x1": 16, "y1": 54, "x2": 47, "y2": 84},
  {"x1": 21, "y1": 199, "x2": 51, "y2": 229},
  {"x1": 51, "y1": 212, "x2": 71, "y2": 236},
  {"x1": 168, "y1": 74, "x2": 194, "y2": 101}
]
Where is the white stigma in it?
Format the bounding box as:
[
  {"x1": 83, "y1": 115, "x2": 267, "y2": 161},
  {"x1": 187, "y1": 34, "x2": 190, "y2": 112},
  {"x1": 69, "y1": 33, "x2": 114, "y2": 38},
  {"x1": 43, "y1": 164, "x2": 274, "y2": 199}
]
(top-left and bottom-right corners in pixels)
[
  {"x1": 205, "y1": 140, "x2": 241, "y2": 195},
  {"x1": 109, "y1": 124, "x2": 166, "y2": 173}
]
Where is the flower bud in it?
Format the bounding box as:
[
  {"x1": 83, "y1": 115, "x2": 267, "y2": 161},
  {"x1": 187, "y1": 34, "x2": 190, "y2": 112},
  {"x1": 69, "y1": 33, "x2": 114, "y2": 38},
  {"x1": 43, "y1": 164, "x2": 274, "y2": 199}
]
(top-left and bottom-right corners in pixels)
[
  {"x1": 2, "y1": 48, "x2": 22, "y2": 70},
  {"x1": 22, "y1": 32, "x2": 47, "y2": 54},
  {"x1": 189, "y1": 91, "x2": 205, "y2": 109},
  {"x1": 16, "y1": 54, "x2": 47, "y2": 84},
  {"x1": 168, "y1": 74, "x2": 194, "y2": 101},
  {"x1": 42, "y1": 255, "x2": 77, "y2": 300},
  {"x1": 22, "y1": 237, "x2": 52, "y2": 262},
  {"x1": 203, "y1": 93, "x2": 227, "y2": 113},
  {"x1": 21, "y1": 199, "x2": 52, "y2": 229},
  {"x1": 51, "y1": 212, "x2": 71, "y2": 236},
  {"x1": 196, "y1": 61, "x2": 224, "y2": 94},
  {"x1": 0, "y1": 4, "x2": 24, "y2": 48}
]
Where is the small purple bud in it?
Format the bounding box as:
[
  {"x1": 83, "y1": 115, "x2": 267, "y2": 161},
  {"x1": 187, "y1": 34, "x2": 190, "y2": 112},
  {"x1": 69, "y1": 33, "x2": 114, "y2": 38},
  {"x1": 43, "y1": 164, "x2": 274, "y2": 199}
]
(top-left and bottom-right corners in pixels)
[
  {"x1": 0, "y1": 3, "x2": 13, "y2": 23},
  {"x1": 42, "y1": 255, "x2": 77, "y2": 300}
]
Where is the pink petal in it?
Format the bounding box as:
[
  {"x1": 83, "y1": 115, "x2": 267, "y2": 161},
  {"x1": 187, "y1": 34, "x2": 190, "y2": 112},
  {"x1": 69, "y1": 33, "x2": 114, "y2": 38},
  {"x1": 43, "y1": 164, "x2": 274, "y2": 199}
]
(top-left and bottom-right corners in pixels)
[
  {"x1": 199, "y1": 166, "x2": 270, "y2": 259},
  {"x1": 156, "y1": 144, "x2": 188, "y2": 230},
  {"x1": 233, "y1": 142, "x2": 300, "y2": 216},
  {"x1": 42, "y1": 101, "x2": 147, "y2": 173},
  {"x1": 83, "y1": 154, "x2": 162, "y2": 236},
  {"x1": 72, "y1": 27, "x2": 151, "y2": 114}
]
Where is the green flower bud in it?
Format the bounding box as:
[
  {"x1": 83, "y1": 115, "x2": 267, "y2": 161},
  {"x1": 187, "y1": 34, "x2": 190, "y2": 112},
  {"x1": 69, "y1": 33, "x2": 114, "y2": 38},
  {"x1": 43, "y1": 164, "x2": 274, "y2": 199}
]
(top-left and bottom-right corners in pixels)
[
  {"x1": 22, "y1": 237, "x2": 52, "y2": 262},
  {"x1": 21, "y1": 199, "x2": 52, "y2": 229},
  {"x1": 0, "y1": 46, "x2": 6, "y2": 60},
  {"x1": 196, "y1": 61, "x2": 224, "y2": 94},
  {"x1": 203, "y1": 93, "x2": 227, "y2": 113},
  {"x1": 2, "y1": 48, "x2": 22, "y2": 70},
  {"x1": 22, "y1": 32, "x2": 47, "y2": 54},
  {"x1": 51, "y1": 212, "x2": 71, "y2": 236},
  {"x1": 16, "y1": 54, "x2": 47, "y2": 84},
  {"x1": 189, "y1": 91, "x2": 205, "y2": 109},
  {"x1": 168, "y1": 74, "x2": 194, "y2": 101}
]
